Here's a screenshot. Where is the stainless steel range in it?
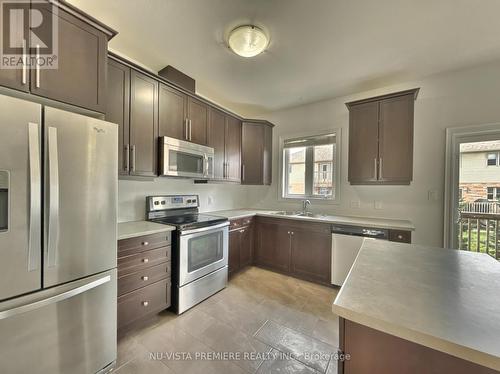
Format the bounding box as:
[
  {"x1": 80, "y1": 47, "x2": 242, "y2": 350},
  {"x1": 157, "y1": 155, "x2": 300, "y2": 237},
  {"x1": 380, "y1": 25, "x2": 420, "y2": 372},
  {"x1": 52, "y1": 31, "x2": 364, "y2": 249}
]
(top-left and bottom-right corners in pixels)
[{"x1": 146, "y1": 195, "x2": 228, "y2": 314}]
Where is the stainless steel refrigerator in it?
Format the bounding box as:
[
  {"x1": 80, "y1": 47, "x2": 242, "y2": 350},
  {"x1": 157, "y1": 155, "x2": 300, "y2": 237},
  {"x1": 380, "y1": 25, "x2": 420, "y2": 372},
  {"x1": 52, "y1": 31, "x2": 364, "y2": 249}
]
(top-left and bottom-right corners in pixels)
[{"x1": 0, "y1": 94, "x2": 118, "y2": 374}]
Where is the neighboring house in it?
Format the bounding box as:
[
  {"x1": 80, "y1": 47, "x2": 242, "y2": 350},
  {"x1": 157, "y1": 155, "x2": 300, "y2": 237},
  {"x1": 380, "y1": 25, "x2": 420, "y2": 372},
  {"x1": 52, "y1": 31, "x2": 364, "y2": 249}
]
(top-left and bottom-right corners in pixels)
[{"x1": 459, "y1": 141, "x2": 500, "y2": 203}]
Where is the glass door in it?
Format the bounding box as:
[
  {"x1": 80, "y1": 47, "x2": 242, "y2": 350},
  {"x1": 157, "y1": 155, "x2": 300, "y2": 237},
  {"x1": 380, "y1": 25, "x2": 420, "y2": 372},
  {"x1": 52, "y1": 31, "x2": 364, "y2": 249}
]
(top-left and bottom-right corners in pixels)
[{"x1": 445, "y1": 124, "x2": 500, "y2": 261}]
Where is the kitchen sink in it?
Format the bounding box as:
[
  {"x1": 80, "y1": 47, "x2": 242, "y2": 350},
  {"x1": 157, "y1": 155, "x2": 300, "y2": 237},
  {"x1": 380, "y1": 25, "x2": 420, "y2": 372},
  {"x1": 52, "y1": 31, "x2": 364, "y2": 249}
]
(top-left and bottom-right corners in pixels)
[{"x1": 272, "y1": 211, "x2": 326, "y2": 218}]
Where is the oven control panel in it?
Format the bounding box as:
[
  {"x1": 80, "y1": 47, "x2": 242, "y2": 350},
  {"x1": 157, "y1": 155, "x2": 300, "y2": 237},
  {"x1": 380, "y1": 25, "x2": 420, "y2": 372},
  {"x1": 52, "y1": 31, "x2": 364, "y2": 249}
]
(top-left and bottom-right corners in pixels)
[{"x1": 147, "y1": 195, "x2": 199, "y2": 211}]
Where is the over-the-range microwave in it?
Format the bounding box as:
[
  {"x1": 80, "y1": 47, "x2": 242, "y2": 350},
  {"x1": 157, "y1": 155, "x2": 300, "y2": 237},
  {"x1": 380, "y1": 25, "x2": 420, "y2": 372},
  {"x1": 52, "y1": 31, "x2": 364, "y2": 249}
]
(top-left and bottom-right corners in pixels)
[{"x1": 159, "y1": 136, "x2": 214, "y2": 179}]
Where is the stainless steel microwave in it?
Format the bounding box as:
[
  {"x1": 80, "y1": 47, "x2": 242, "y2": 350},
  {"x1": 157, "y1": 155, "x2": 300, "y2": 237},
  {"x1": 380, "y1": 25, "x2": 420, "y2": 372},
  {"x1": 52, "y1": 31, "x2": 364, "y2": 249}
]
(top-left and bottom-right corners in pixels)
[{"x1": 160, "y1": 137, "x2": 214, "y2": 179}]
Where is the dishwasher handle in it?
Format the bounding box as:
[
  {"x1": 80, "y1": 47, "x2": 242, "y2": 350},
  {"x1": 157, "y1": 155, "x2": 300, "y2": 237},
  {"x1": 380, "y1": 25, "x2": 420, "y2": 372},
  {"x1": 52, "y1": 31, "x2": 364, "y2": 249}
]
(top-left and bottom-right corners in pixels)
[{"x1": 331, "y1": 224, "x2": 388, "y2": 240}]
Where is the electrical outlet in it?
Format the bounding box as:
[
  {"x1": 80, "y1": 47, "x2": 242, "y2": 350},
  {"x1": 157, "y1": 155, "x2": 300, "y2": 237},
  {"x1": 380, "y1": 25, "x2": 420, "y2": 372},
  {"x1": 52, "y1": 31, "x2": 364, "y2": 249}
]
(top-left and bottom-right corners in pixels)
[
  {"x1": 374, "y1": 201, "x2": 383, "y2": 210},
  {"x1": 350, "y1": 200, "x2": 361, "y2": 209}
]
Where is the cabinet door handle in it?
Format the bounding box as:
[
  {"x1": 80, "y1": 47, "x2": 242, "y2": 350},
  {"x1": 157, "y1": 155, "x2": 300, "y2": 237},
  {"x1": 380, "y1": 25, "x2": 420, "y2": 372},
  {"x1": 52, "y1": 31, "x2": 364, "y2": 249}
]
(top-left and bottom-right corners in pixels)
[
  {"x1": 189, "y1": 119, "x2": 192, "y2": 141},
  {"x1": 373, "y1": 158, "x2": 378, "y2": 181},
  {"x1": 142, "y1": 241, "x2": 149, "y2": 246},
  {"x1": 379, "y1": 158, "x2": 383, "y2": 180},
  {"x1": 142, "y1": 301, "x2": 149, "y2": 307},
  {"x1": 35, "y1": 44, "x2": 41, "y2": 88},
  {"x1": 142, "y1": 258, "x2": 149, "y2": 263},
  {"x1": 184, "y1": 119, "x2": 189, "y2": 140},
  {"x1": 124, "y1": 144, "x2": 130, "y2": 172},
  {"x1": 141, "y1": 276, "x2": 149, "y2": 281},
  {"x1": 131, "y1": 145, "x2": 136, "y2": 172},
  {"x1": 22, "y1": 39, "x2": 27, "y2": 85},
  {"x1": 242, "y1": 164, "x2": 246, "y2": 181}
]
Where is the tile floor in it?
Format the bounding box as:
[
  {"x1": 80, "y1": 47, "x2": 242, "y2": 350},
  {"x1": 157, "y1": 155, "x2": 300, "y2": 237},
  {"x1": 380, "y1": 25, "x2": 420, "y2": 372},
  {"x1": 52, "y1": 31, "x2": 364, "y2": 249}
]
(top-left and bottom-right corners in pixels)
[{"x1": 114, "y1": 266, "x2": 340, "y2": 374}]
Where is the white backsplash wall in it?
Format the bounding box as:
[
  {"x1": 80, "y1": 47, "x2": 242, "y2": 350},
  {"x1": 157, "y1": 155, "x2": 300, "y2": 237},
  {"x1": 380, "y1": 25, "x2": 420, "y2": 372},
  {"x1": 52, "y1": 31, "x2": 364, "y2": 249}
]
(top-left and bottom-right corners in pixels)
[{"x1": 118, "y1": 178, "x2": 252, "y2": 222}]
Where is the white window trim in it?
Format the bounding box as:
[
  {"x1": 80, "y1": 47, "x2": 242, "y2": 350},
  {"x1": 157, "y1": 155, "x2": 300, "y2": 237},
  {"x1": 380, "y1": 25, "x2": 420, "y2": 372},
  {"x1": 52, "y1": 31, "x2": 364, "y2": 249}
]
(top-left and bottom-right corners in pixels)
[
  {"x1": 278, "y1": 128, "x2": 341, "y2": 204},
  {"x1": 444, "y1": 123, "x2": 500, "y2": 248}
]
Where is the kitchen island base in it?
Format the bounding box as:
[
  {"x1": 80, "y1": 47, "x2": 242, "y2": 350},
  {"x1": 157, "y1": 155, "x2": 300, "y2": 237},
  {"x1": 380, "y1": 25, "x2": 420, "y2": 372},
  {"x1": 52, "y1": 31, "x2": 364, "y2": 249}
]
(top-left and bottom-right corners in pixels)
[{"x1": 338, "y1": 317, "x2": 499, "y2": 374}]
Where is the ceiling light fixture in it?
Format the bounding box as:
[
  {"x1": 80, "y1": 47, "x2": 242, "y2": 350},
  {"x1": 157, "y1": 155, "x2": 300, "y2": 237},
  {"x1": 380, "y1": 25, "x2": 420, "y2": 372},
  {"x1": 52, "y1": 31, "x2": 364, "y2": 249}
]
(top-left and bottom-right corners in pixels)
[{"x1": 228, "y1": 25, "x2": 269, "y2": 58}]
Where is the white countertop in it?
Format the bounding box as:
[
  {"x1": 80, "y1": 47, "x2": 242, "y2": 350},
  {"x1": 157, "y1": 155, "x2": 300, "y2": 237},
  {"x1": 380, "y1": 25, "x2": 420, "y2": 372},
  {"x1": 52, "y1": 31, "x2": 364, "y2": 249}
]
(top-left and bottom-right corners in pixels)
[
  {"x1": 332, "y1": 239, "x2": 500, "y2": 371},
  {"x1": 208, "y1": 209, "x2": 415, "y2": 231},
  {"x1": 117, "y1": 221, "x2": 175, "y2": 240}
]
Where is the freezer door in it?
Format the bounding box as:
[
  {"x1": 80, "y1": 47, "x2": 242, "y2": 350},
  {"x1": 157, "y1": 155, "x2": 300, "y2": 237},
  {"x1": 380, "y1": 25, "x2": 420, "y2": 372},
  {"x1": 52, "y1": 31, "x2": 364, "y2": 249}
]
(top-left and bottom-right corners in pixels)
[
  {"x1": 0, "y1": 95, "x2": 42, "y2": 301},
  {"x1": 44, "y1": 107, "x2": 118, "y2": 287},
  {"x1": 0, "y1": 269, "x2": 117, "y2": 374}
]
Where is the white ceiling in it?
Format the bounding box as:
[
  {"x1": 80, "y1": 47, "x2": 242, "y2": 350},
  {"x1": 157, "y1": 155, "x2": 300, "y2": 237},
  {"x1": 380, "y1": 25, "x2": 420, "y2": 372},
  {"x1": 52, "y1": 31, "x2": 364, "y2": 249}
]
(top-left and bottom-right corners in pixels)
[{"x1": 69, "y1": 0, "x2": 500, "y2": 115}]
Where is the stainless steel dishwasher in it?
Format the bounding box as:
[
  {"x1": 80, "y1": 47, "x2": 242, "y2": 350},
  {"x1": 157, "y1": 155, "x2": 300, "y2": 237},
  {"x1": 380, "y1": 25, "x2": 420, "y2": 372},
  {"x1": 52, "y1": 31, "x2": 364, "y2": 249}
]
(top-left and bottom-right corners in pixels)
[{"x1": 331, "y1": 224, "x2": 388, "y2": 286}]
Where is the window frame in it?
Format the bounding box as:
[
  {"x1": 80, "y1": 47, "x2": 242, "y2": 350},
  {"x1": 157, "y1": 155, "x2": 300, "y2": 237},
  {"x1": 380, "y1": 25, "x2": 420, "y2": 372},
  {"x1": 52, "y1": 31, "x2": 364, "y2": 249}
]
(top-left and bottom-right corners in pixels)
[
  {"x1": 487, "y1": 152, "x2": 499, "y2": 166},
  {"x1": 279, "y1": 128, "x2": 341, "y2": 204}
]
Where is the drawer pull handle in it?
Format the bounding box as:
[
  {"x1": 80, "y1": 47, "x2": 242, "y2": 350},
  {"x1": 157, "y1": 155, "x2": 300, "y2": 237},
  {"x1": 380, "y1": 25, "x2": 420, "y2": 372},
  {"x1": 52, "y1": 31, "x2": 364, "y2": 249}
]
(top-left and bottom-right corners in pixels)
[
  {"x1": 142, "y1": 276, "x2": 149, "y2": 281},
  {"x1": 398, "y1": 235, "x2": 403, "y2": 239},
  {"x1": 142, "y1": 301, "x2": 149, "y2": 307},
  {"x1": 142, "y1": 241, "x2": 149, "y2": 246},
  {"x1": 142, "y1": 258, "x2": 149, "y2": 263}
]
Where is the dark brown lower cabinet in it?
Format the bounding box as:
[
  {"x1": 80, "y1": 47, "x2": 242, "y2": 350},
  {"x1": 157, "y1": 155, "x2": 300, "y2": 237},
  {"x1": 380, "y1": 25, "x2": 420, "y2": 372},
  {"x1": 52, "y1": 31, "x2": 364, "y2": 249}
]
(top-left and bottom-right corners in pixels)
[
  {"x1": 290, "y1": 227, "x2": 331, "y2": 284},
  {"x1": 228, "y1": 218, "x2": 254, "y2": 276},
  {"x1": 117, "y1": 232, "x2": 171, "y2": 335},
  {"x1": 254, "y1": 217, "x2": 332, "y2": 284},
  {"x1": 254, "y1": 219, "x2": 292, "y2": 273},
  {"x1": 339, "y1": 318, "x2": 498, "y2": 374}
]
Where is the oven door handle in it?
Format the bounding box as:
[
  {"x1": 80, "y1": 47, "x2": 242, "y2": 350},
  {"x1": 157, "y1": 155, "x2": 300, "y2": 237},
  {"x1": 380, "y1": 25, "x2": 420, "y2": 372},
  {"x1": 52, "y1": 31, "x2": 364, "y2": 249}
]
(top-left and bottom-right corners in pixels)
[{"x1": 180, "y1": 221, "x2": 229, "y2": 236}]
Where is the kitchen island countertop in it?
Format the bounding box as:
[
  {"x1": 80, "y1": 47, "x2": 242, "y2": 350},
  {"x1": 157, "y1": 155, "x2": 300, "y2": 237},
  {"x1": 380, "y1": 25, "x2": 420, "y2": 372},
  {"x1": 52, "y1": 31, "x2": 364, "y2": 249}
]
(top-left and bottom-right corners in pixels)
[{"x1": 333, "y1": 239, "x2": 500, "y2": 371}]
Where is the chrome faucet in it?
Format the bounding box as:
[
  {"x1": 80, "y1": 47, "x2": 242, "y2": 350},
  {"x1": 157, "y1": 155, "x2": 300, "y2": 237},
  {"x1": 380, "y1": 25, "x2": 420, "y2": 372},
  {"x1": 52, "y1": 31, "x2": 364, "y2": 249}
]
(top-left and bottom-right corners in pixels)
[{"x1": 302, "y1": 199, "x2": 311, "y2": 214}]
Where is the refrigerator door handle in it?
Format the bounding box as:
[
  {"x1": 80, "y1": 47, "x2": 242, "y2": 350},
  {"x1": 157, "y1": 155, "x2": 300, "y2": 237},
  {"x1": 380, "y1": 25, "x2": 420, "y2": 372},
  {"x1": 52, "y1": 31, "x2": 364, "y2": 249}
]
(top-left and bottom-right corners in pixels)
[
  {"x1": 28, "y1": 123, "x2": 41, "y2": 271},
  {"x1": 47, "y1": 126, "x2": 59, "y2": 268},
  {"x1": 0, "y1": 275, "x2": 110, "y2": 320}
]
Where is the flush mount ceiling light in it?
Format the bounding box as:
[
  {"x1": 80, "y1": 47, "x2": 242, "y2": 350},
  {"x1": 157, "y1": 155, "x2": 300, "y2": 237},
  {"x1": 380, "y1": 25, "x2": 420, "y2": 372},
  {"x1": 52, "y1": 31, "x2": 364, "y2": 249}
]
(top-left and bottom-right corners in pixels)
[{"x1": 228, "y1": 25, "x2": 269, "y2": 57}]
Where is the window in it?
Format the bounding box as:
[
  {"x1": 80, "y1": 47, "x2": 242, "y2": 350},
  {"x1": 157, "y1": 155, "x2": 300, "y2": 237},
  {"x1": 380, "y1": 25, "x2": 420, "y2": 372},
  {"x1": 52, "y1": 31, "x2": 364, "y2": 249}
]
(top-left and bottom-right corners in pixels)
[
  {"x1": 281, "y1": 131, "x2": 339, "y2": 201},
  {"x1": 487, "y1": 187, "x2": 500, "y2": 201},
  {"x1": 487, "y1": 152, "x2": 499, "y2": 166}
]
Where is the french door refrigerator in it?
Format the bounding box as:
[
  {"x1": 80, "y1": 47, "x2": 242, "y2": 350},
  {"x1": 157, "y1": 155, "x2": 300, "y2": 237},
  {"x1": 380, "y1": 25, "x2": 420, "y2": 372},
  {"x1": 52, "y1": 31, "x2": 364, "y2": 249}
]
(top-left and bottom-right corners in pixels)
[{"x1": 0, "y1": 94, "x2": 118, "y2": 374}]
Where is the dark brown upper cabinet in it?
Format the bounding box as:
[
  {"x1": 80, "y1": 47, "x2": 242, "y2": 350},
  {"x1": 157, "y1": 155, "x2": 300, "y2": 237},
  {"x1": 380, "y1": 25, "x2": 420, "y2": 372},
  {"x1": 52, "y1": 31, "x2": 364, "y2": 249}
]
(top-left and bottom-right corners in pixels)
[
  {"x1": 187, "y1": 97, "x2": 209, "y2": 145},
  {"x1": 107, "y1": 58, "x2": 158, "y2": 177},
  {"x1": 158, "y1": 88, "x2": 208, "y2": 145},
  {"x1": 208, "y1": 108, "x2": 242, "y2": 182},
  {"x1": 208, "y1": 108, "x2": 226, "y2": 180},
  {"x1": 225, "y1": 115, "x2": 242, "y2": 182},
  {"x1": 0, "y1": 1, "x2": 116, "y2": 113},
  {"x1": 106, "y1": 59, "x2": 130, "y2": 176},
  {"x1": 159, "y1": 83, "x2": 188, "y2": 141},
  {"x1": 241, "y1": 120, "x2": 274, "y2": 185},
  {"x1": 346, "y1": 88, "x2": 419, "y2": 185},
  {"x1": 129, "y1": 70, "x2": 158, "y2": 177}
]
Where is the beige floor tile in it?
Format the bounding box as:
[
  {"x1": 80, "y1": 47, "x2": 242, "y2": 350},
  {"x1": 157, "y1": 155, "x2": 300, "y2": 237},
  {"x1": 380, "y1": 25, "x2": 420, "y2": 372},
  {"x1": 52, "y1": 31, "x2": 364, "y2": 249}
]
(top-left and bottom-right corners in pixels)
[
  {"x1": 256, "y1": 349, "x2": 320, "y2": 374},
  {"x1": 117, "y1": 267, "x2": 342, "y2": 374},
  {"x1": 114, "y1": 357, "x2": 174, "y2": 374},
  {"x1": 311, "y1": 317, "x2": 339, "y2": 347},
  {"x1": 115, "y1": 333, "x2": 150, "y2": 370},
  {"x1": 255, "y1": 320, "x2": 336, "y2": 372}
]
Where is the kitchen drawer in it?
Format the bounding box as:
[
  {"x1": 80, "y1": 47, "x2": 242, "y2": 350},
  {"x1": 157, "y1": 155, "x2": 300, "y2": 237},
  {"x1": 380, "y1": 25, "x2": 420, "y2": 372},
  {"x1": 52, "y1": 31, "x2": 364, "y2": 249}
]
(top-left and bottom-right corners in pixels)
[
  {"x1": 230, "y1": 216, "x2": 253, "y2": 230},
  {"x1": 118, "y1": 246, "x2": 171, "y2": 277},
  {"x1": 118, "y1": 231, "x2": 172, "y2": 257},
  {"x1": 118, "y1": 279, "x2": 171, "y2": 330},
  {"x1": 389, "y1": 229, "x2": 412, "y2": 243},
  {"x1": 118, "y1": 262, "x2": 171, "y2": 296}
]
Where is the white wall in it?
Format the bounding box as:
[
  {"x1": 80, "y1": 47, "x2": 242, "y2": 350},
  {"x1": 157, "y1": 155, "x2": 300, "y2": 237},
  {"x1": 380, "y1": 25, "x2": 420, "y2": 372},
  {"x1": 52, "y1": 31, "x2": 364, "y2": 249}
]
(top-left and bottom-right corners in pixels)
[
  {"x1": 246, "y1": 61, "x2": 500, "y2": 247},
  {"x1": 118, "y1": 178, "x2": 253, "y2": 222}
]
